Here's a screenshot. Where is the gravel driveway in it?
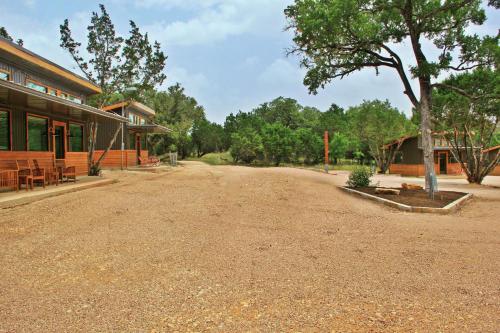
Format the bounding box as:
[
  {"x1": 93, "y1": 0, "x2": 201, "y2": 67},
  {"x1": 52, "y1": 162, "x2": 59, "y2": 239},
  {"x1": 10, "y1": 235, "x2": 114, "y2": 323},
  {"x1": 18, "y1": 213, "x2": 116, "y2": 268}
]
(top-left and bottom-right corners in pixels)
[{"x1": 1, "y1": 161, "x2": 499, "y2": 332}]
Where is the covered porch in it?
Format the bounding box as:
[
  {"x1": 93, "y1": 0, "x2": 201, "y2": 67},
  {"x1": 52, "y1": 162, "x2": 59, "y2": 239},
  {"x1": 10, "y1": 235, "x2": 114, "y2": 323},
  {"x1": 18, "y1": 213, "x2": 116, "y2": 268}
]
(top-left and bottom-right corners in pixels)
[{"x1": 0, "y1": 79, "x2": 127, "y2": 187}]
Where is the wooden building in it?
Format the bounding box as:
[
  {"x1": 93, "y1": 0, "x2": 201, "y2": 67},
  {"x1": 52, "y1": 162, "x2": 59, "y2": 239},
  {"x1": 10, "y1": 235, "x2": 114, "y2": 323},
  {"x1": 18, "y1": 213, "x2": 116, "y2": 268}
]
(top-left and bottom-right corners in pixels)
[
  {"x1": 386, "y1": 134, "x2": 464, "y2": 176},
  {"x1": 98, "y1": 100, "x2": 169, "y2": 167},
  {"x1": 484, "y1": 145, "x2": 500, "y2": 176},
  {"x1": 0, "y1": 37, "x2": 128, "y2": 175}
]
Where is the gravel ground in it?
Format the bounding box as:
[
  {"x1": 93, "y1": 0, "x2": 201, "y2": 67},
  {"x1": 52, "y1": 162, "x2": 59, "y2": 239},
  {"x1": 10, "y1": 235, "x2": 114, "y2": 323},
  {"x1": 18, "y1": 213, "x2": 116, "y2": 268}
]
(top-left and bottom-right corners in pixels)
[{"x1": 0, "y1": 161, "x2": 499, "y2": 332}]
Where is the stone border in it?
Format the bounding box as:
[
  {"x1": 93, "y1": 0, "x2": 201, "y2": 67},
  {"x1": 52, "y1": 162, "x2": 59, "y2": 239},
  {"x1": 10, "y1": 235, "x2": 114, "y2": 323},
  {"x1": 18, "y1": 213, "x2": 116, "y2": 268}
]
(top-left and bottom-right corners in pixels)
[
  {"x1": 0, "y1": 178, "x2": 118, "y2": 209},
  {"x1": 339, "y1": 186, "x2": 473, "y2": 214}
]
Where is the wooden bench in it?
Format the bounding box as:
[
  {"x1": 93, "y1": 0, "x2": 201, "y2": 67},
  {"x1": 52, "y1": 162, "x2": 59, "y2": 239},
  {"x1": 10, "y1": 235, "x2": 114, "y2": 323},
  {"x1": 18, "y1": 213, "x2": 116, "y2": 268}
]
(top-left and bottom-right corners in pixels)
[{"x1": 139, "y1": 156, "x2": 161, "y2": 167}]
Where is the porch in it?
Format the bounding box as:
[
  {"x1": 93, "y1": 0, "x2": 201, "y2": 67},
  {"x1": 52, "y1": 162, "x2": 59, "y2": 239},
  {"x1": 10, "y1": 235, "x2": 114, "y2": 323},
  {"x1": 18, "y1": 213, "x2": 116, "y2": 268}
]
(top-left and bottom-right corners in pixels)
[
  {"x1": 0, "y1": 78, "x2": 128, "y2": 177},
  {"x1": 0, "y1": 175, "x2": 116, "y2": 209}
]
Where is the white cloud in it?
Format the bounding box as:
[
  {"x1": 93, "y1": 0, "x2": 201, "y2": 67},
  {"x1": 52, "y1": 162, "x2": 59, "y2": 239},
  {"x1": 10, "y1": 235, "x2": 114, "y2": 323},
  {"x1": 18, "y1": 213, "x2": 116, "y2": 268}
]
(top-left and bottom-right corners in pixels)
[
  {"x1": 258, "y1": 58, "x2": 305, "y2": 87},
  {"x1": 142, "y1": 0, "x2": 287, "y2": 46}
]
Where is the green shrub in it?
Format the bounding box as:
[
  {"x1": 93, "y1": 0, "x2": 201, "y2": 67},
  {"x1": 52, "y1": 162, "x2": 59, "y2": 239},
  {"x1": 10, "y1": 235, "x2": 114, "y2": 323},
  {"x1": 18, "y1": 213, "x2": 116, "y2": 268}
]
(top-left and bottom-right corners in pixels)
[{"x1": 346, "y1": 167, "x2": 373, "y2": 188}]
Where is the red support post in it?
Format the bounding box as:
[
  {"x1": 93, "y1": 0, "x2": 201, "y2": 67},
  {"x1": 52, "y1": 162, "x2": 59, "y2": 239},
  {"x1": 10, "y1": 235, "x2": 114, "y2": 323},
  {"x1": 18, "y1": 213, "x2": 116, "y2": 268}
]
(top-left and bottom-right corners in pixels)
[{"x1": 324, "y1": 131, "x2": 329, "y2": 173}]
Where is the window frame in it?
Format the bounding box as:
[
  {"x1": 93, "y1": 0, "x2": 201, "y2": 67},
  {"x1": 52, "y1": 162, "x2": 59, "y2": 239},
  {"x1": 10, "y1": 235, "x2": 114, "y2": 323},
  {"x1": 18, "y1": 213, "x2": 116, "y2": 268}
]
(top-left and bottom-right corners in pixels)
[
  {"x1": 68, "y1": 121, "x2": 85, "y2": 152},
  {"x1": 0, "y1": 68, "x2": 12, "y2": 81},
  {"x1": 26, "y1": 113, "x2": 50, "y2": 152},
  {"x1": 25, "y1": 78, "x2": 83, "y2": 104},
  {"x1": 0, "y1": 108, "x2": 12, "y2": 151}
]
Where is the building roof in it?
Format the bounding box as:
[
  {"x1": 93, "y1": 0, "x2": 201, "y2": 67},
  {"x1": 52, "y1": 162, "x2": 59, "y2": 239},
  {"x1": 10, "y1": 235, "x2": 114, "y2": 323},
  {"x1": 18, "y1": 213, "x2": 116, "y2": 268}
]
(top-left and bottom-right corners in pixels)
[
  {"x1": 0, "y1": 37, "x2": 101, "y2": 94},
  {"x1": 102, "y1": 100, "x2": 156, "y2": 116},
  {"x1": 128, "y1": 124, "x2": 171, "y2": 133},
  {"x1": 0, "y1": 78, "x2": 126, "y2": 122},
  {"x1": 483, "y1": 145, "x2": 500, "y2": 153}
]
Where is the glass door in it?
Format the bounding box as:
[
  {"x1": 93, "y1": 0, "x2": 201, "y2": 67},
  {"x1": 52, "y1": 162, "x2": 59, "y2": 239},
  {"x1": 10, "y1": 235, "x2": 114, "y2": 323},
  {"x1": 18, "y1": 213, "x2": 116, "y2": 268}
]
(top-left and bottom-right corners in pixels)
[{"x1": 53, "y1": 121, "x2": 67, "y2": 159}]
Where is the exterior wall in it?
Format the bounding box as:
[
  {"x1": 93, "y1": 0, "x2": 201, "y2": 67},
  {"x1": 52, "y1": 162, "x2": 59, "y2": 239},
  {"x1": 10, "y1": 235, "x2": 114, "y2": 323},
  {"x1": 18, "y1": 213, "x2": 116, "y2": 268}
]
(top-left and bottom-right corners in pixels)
[
  {"x1": 389, "y1": 163, "x2": 464, "y2": 176},
  {"x1": 93, "y1": 149, "x2": 148, "y2": 169},
  {"x1": 65, "y1": 152, "x2": 88, "y2": 175},
  {"x1": 0, "y1": 60, "x2": 86, "y2": 103},
  {"x1": 3, "y1": 105, "x2": 87, "y2": 153},
  {"x1": 397, "y1": 137, "x2": 422, "y2": 164},
  {"x1": 490, "y1": 165, "x2": 500, "y2": 176},
  {"x1": 95, "y1": 117, "x2": 123, "y2": 151}
]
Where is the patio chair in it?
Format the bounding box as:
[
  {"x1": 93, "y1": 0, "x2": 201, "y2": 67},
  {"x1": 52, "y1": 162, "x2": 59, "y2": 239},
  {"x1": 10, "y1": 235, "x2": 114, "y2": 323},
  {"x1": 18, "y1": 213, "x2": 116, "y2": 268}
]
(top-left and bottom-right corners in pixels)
[
  {"x1": 26, "y1": 160, "x2": 46, "y2": 189},
  {"x1": 56, "y1": 159, "x2": 76, "y2": 183},
  {"x1": 16, "y1": 160, "x2": 34, "y2": 191},
  {"x1": 33, "y1": 159, "x2": 59, "y2": 186}
]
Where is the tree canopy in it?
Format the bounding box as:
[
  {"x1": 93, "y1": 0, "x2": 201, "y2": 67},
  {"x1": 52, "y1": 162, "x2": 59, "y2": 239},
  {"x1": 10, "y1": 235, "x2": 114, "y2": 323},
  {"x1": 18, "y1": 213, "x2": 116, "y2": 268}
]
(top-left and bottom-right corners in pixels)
[
  {"x1": 285, "y1": 0, "x2": 499, "y2": 189},
  {"x1": 60, "y1": 4, "x2": 167, "y2": 107}
]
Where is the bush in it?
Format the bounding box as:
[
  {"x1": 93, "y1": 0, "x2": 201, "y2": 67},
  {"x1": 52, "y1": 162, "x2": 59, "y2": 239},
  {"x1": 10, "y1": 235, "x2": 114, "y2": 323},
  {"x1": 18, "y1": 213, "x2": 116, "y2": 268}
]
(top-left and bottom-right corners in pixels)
[
  {"x1": 346, "y1": 167, "x2": 373, "y2": 188},
  {"x1": 230, "y1": 130, "x2": 263, "y2": 164}
]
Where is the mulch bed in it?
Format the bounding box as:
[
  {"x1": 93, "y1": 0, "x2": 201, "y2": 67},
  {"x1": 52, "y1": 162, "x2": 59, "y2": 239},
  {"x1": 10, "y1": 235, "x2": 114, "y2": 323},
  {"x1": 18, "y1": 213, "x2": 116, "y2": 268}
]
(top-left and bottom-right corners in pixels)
[{"x1": 351, "y1": 187, "x2": 468, "y2": 208}]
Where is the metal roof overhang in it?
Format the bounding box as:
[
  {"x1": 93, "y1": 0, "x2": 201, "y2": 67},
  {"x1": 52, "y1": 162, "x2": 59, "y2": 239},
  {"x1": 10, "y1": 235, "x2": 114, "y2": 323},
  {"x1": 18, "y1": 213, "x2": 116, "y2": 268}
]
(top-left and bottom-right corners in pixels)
[
  {"x1": 127, "y1": 124, "x2": 171, "y2": 134},
  {"x1": 0, "y1": 79, "x2": 127, "y2": 123}
]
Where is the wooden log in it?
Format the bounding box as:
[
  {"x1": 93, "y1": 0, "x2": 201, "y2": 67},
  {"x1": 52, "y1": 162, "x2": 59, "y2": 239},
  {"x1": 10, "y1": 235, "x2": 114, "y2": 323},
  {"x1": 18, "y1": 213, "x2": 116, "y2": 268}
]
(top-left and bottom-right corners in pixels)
[
  {"x1": 402, "y1": 183, "x2": 423, "y2": 190},
  {"x1": 375, "y1": 188, "x2": 400, "y2": 195}
]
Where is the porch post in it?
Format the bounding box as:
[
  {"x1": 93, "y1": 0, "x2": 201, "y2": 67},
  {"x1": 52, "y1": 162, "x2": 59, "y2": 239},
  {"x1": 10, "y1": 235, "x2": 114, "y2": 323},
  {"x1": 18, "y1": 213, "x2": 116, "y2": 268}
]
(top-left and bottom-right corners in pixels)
[{"x1": 121, "y1": 105, "x2": 124, "y2": 170}]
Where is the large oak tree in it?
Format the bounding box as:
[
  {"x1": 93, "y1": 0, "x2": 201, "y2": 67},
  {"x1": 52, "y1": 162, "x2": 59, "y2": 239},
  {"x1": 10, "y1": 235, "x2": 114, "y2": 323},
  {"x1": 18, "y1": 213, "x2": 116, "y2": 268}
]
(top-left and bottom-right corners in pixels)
[{"x1": 285, "y1": 0, "x2": 498, "y2": 189}]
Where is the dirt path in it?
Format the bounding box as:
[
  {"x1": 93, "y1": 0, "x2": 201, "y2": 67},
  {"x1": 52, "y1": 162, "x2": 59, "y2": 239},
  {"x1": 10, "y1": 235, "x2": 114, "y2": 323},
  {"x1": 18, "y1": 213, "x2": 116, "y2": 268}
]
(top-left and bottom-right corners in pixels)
[{"x1": 1, "y1": 162, "x2": 499, "y2": 332}]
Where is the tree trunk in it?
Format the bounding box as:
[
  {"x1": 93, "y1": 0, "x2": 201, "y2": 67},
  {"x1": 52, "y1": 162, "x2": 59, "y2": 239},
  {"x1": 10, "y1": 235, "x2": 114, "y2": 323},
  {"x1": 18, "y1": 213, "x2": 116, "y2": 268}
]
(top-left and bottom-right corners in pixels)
[{"x1": 419, "y1": 82, "x2": 434, "y2": 191}]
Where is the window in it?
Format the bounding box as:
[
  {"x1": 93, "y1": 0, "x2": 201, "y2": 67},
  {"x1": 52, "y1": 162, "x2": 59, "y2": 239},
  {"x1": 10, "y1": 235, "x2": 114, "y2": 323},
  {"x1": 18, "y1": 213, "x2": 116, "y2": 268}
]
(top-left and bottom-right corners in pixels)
[
  {"x1": 48, "y1": 88, "x2": 57, "y2": 96},
  {"x1": 0, "y1": 110, "x2": 10, "y2": 150},
  {"x1": 394, "y1": 151, "x2": 403, "y2": 164},
  {"x1": 0, "y1": 69, "x2": 10, "y2": 81},
  {"x1": 27, "y1": 115, "x2": 48, "y2": 151},
  {"x1": 67, "y1": 95, "x2": 82, "y2": 104},
  {"x1": 26, "y1": 80, "x2": 48, "y2": 93},
  {"x1": 69, "y1": 123, "x2": 83, "y2": 152},
  {"x1": 129, "y1": 114, "x2": 135, "y2": 124}
]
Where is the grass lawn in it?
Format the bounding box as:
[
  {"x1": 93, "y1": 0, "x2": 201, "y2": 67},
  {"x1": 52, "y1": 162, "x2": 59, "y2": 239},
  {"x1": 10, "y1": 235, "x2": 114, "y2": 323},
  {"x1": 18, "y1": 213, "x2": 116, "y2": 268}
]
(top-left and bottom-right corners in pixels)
[{"x1": 188, "y1": 152, "x2": 371, "y2": 172}]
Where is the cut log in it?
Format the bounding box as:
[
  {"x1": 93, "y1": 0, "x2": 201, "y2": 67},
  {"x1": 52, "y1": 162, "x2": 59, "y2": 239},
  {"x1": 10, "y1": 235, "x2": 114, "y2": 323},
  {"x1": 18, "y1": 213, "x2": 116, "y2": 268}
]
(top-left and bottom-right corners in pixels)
[
  {"x1": 402, "y1": 183, "x2": 423, "y2": 190},
  {"x1": 375, "y1": 188, "x2": 400, "y2": 195}
]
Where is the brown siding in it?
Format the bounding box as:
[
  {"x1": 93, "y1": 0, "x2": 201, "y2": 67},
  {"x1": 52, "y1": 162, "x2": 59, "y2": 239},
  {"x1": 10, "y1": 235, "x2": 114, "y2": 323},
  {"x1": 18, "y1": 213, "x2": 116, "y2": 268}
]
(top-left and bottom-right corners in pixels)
[
  {"x1": 0, "y1": 60, "x2": 87, "y2": 101},
  {"x1": 95, "y1": 118, "x2": 123, "y2": 151}
]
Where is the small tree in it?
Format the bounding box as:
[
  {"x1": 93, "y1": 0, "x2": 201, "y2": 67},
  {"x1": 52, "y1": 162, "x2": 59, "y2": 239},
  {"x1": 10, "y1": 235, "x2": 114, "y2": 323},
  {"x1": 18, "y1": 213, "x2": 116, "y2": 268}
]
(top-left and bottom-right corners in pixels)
[
  {"x1": 433, "y1": 68, "x2": 499, "y2": 184},
  {"x1": 261, "y1": 123, "x2": 297, "y2": 166},
  {"x1": 230, "y1": 129, "x2": 263, "y2": 164},
  {"x1": 60, "y1": 4, "x2": 167, "y2": 175},
  {"x1": 347, "y1": 100, "x2": 416, "y2": 173},
  {"x1": 285, "y1": 0, "x2": 498, "y2": 189}
]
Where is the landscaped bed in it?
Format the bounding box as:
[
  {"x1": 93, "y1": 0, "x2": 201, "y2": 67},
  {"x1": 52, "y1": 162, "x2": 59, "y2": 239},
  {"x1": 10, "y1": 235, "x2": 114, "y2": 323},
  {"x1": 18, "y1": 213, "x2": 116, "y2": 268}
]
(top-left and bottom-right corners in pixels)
[{"x1": 349, "y1": 187, "x2": 467, "y2": 208}]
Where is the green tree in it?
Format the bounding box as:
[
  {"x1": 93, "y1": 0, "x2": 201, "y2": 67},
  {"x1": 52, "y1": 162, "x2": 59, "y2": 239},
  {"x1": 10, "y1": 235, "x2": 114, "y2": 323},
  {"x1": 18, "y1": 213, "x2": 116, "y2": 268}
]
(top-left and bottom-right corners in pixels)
[
  {"x1": 330, "y1": 132, "x2": 350, "y2": 164},
  {"x1": 147, "y1": 84, "x2": 205, "y2": 159},
  {"x1": 347, "y1": 100, "x2": 416, "y2": 173},
  {"x1": 230, "y1": 129, "x2": 263, "y2": 164},
  {"x1": 285, "y1": 0, "x2": 498, "y2": 189},
  {"x1": 261, "y1": 123, "x2": 297, "y2": 166},
  {"x1": 295, "y1": 128, "x2": 323, "y2": 164},
  {"x1": 192, "y1": 117, "x2": 224, "y2": 157},
  {"x1": 60, "y1": 4, "x2": 167, "y2": 175},
  {"x1": 0, "y1": 27, "x2": 23, "y2": 46},
  {"x1": 254, "y1": 97, "x2": 304, "y2": 129},
  {"x1": 433, "y1": 68, "x2": 499, "y2": 184}
]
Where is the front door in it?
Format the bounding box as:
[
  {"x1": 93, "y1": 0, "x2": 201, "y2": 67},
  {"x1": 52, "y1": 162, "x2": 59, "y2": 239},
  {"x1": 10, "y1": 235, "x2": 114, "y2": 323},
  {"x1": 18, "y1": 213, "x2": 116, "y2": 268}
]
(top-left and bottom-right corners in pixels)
[
  {"x1": 136, "y1": 134, "x2": 141, "y2": 164},
  {"x1": 438, "y1": 152, "x2": 447, "y2": 175},
  {"x1": 53, "y1": 121, "x2": 67, "y2": 159}
]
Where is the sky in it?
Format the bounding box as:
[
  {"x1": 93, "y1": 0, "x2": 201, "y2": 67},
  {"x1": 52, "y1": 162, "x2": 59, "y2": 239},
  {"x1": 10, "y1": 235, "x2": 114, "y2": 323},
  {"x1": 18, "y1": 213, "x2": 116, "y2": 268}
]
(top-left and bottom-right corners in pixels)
[{"x1": 1, "y1": 0, "x2": 498, "y2": 123}]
